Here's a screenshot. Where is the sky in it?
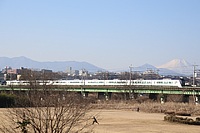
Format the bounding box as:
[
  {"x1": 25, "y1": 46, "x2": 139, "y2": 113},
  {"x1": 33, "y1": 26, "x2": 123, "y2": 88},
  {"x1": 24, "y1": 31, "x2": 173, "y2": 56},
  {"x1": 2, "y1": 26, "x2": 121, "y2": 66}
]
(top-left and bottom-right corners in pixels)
[{"x1": 0, "y1": 0, "x2": 200, "y2": 71}]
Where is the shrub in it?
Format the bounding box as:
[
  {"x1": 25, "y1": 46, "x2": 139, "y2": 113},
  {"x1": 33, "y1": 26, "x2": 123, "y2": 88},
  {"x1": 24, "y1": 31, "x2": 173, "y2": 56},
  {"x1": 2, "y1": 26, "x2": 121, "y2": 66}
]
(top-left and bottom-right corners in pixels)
[{"x1": 0, "y1": 93, "x2": 16, "y2": 108}]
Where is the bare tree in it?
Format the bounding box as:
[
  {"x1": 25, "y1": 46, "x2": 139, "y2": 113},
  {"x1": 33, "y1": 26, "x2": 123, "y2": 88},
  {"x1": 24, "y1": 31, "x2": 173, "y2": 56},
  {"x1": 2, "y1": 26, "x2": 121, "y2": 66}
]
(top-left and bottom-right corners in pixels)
[{"x1": 0, "y1": 70, "x2": 94, "y2": 133}]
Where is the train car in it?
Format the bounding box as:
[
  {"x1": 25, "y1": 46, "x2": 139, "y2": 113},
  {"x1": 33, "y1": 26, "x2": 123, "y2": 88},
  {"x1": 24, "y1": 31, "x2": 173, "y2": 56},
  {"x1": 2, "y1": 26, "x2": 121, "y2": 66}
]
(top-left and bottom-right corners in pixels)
[
  {"x1": 85, "y1": 80, "x2": 106, "y2": 86},
  {"x1": 53, "y1": 80, "x2": 85, "y2": 86},
  {"x1": 151, "y1": 79, "x2": 182, "y2": 87},
  {"x1": 4, "y1": 79, "x2": 182, "y2": 88},
  {"x1": 130, "y1": 80, "x2": 153, "y2": 86},
  {"x1": 104, "y1": 79, "x2": 128, "y2": 86},
  {"x1": 6, "y1": 80, "x2": 29, "y2": 86},
  {"x1": 130, "y1": 79, "x2": 182, "y2": 87}
]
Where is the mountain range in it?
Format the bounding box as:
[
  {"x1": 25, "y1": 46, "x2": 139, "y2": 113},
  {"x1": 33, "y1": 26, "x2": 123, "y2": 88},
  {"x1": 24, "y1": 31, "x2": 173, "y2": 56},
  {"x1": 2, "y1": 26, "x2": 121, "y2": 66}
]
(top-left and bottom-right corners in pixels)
[
  {"x1": 0, "y1": 56, "x2": 104, "y2": 73},
  {"x1": 133, "y1": 63, "x2": 182, "y2": 76},
  {"x1": 0, "y1": 56, "x2": 194, "y2": 76}
]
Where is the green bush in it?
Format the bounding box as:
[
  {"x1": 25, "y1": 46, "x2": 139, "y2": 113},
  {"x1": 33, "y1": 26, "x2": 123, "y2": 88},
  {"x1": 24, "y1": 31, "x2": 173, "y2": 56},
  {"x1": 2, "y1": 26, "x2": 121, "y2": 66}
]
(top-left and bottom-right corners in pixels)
[{"x1": 0, "y1": 93, "x2": 16, "y2": 108}]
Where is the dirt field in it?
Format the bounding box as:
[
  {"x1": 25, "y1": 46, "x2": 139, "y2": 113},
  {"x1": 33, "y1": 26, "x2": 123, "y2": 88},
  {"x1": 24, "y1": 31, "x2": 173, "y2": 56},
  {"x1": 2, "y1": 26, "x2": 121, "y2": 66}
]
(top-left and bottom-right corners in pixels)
[
  {"x1": 91, "y1": 109, "x2": 200, "y2": 133},
  {"x1": 0, "y1": 108, "x2": 200, "y2": 133}
]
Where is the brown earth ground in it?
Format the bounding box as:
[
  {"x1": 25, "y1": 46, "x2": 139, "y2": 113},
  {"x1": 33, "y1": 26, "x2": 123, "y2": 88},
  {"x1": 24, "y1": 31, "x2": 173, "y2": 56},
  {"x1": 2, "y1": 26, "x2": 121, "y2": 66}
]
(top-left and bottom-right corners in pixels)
[
  {"x1": 0, "y1": 107, "x2": 199, "y2": 133},
  {"x1": 91, "y1": 109, "x2": 200, "y2": 133}
]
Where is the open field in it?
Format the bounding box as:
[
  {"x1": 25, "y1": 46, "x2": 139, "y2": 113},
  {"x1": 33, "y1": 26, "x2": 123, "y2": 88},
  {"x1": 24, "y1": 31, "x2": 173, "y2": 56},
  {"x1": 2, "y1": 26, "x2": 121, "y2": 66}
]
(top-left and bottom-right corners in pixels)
[
  {"x1": 0, "y1": 108, "x2": 200, "y2": 133},
  {"x1": 91, "y1": 109, "x2": 200, "y2": 133}
]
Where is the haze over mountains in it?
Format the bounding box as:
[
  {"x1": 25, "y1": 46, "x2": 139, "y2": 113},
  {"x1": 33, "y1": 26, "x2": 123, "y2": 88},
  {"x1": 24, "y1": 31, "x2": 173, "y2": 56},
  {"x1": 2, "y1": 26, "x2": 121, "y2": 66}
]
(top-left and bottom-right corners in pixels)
[
  {"x1": 158, "y1": 59, "x2": 193, "y2": 75},
  {"x1": 0, "y1": 56, "x2": 104, "y2": 73},
  {"x1": 0, "y1": 56, "x2": 194, "y2": 76}
]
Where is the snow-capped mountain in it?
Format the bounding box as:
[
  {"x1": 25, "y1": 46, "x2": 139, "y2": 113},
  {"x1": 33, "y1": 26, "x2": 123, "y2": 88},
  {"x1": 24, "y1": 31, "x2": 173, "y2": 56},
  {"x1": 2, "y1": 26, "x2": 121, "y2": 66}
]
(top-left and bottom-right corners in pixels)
[
  {"x1": 157, "y1": 59, "x2": 193, "y2": 75},
  {"x1": 134, "y1": 63, "x2": 181, "y2": 76}
]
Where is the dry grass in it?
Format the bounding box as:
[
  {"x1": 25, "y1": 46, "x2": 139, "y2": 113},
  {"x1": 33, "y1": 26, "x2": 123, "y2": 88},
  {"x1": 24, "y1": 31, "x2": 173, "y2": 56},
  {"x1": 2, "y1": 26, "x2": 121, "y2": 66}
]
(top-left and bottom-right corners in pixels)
[
  {"x1": 1, "y1": 100, "x2": 200, "y2": 133},
  {"x1": 92, "y1": 100, "x2": 200, "y2": 116},
  {"x1": 91, "y1": 109, "x2": 200, "y2": 133},
  {"x1": 1, "y1": 108, "x2": 200, "y2": 133}
]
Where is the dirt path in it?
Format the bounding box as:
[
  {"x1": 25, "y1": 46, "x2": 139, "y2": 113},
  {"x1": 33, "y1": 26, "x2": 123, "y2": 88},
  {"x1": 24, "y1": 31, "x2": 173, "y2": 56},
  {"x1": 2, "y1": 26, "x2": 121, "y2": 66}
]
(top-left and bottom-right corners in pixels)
[{"x1": 91, "y1": 110, "x2": 200, "y2": 133}]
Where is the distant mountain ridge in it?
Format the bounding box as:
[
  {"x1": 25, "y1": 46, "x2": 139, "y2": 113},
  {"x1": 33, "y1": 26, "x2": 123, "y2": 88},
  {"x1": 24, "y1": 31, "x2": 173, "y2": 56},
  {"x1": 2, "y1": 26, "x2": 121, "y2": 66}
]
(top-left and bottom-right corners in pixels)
[
  {"x1": 134, "y1": 63, "x2": 181, "y2": 76},
  {"x1": 158, "y1": 59, "x2": 191, "y2": 68},
  {"x1": 0, "y1": 56, "x2": 104, "y2": 72},
  {"x1": 0, "y1": 56, "x2": 193, "y2": 76},
  {"x1": 121, "y1": 59, "x2": 193, "y2": 76},
  {"x1": 157, "y1": 59, "x2": 193, "y2": 75}
]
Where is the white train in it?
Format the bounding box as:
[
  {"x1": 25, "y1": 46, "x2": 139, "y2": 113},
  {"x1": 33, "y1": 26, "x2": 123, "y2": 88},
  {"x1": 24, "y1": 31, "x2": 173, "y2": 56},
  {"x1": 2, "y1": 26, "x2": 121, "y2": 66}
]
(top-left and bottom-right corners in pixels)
[{"x1": 5, "y1": 79, "x2": 182, "y2": 88}]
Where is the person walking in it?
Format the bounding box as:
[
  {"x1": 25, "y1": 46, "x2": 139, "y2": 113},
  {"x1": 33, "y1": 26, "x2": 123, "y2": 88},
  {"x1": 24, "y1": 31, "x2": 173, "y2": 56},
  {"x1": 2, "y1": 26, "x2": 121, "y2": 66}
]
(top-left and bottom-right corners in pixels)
[{"x1": 92, "y1": 116, "x2": 99, "y2": 125}]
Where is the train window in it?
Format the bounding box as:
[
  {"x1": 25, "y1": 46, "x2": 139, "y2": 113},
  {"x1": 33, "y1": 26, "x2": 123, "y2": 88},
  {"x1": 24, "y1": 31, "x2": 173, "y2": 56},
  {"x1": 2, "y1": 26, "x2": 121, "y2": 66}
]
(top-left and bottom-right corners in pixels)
[{"x1": 70, "y1": 82, "x2": 81, "y2": 83}]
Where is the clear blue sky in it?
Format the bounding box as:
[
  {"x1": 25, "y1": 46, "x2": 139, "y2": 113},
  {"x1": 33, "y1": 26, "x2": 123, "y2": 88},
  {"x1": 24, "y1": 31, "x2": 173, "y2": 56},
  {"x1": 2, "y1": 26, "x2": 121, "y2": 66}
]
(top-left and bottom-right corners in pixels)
[{"x1": 0, "y1": 0, "x2": 199, "y2": 70}]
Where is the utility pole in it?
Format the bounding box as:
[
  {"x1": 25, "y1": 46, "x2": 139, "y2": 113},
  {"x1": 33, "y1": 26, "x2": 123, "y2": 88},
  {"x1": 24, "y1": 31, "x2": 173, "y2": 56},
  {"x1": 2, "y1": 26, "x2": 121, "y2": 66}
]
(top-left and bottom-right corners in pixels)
[
  {"x1": 128, "y1": 64, "x2": 134, "y2": 99},
  {"x1": 193, "y1": 64, "x2": 198, "y2": 87},
  {"x1": 129, "y1": 64, "x2": 133, "y2": 86},
  {"x1": 82, "y1": 69, "x2": 86, "y2": 86}
]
